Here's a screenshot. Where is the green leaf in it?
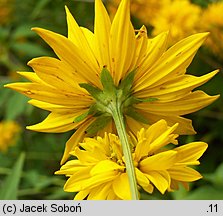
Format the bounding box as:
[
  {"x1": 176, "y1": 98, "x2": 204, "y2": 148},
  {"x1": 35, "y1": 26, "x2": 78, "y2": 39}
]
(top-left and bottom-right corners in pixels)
[
  {"x1": 119, "y1": 70, "x2": 136, "y2": 96},
  {"x1": 0, "y1": 84, "x2": 11, "y2": 108},
  {"x1": 204, "y1": 163, "x2": 223, "y2": 187},
  {"x1": 5, "y1": 92, "x2": 29, "y2": 120},
  {"x1": 125, "y1": 107, "x2": 149, "y2": 124},
  {"x1": 12, "y1": 25, "x2": 35, "y2": 39},
  {"x1": 0, "y1": 27, "x2": 10, "y2": 41},
  {"x1": 86, "y1": 115, "x2": 112, "y2": 136},
  {"x1": 11, "y1": 42, "x2": 49, "y2": 57},
  {"x1": 24, "y1": 170, "x2": 57, "y2": 190},
  {"x1": 184, "y1": 185, "x2": 223, "y2": 200},
  {"x1": 46, "y1": 187, "x2": 71, "y2": 200},
  {"x1": 100, "y1": 67, "x2": 116, "y2": 95},
  {"x1": 0, "y1": 153, "x2": 25, "y2": 200},
  {"x1": 31, "y1": 0, "x2": 51, "y2": 19}
]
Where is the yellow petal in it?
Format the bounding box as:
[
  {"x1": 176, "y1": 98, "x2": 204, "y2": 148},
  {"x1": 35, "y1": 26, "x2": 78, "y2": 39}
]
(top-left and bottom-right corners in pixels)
[
  {"x1": 134, "y1": 128, "x2": 148, "y2": 161},
  {"x1": 94, "y1": 0, "x2": 111, "y2": 71},
  {"x1": 87, "y1": 183, "x2": 112, "y2": 200},
  {"x1": 136, "y1": 111, "x2": 195, "y2": 135},
  {"x1": 135, "y1": 32, "x2": 209, "y2": 90},
  {"x1": 107, "y1": 189, "x2": 119, "y2": 200},
  {"x1": 134, "y1": 31, "x2": 169, "y2": 86},
  {"x1": 74, "y1": 148, "x2": 100, "y2": 165},
  {"x1": 140, "y1": 150, "x2": 177, "y2": 172},
  {"x1": 61, "y1": 118, "x2": 95, "y2": 164},
  {"x1": 5, "y1": 82, "x2": 92, "y2": 107},
  {"x1": 55, "y1": 160, "x2": 84, "y2": 175},
  {"x1": 149, "y1": 123, "x2": 179, "y2": 153},
  {"x1": 163, "y1": 116, "x2": 195, "y2": 135},
  {"x1": 142, "y1": 184, "x2": 154, "y2": 194},
  {"x1": 144, "y1": 171, "x2": 170, "y2": 194},
  {"x1": 28, "y1": 57, "x2": 85, "y2": 90},
  {"x1": 65, "y1": 6, "x2": 99, "y2": 70},
  {"x1": 144, "y1": 119, "x2": 168, "y2": 143},
  {"x1": 65, "y1": 171, "x2": 117, "y2": 192},
  {"x1": 168, "y1": 166, "x2": 202, "y2": 182},
  {"x1": 112, "y1": 173, "x2": 131, "y2": 200},
  {"x1": 90, "y1": 160, "x2": 124, "y2": 175},
  {"x1": 17, "y1": 72, "x2": 44, "y2": 83},
  {"x1": 135, "y1": 120, "x2": 169, "y2": 160},
  {"x1": 32, "y1": 27, "x2": 100, "y2": 87},
  {"x1": 81, "y1": 137, "x2": 109, "y2": 157},
  {"x1": 130, "y1": 25, "x2": 148, "y2": 68},
  {"x1": 169, "y1": 179, "x2": 190, "y2": 191},
  {"x1": 26, "y1": 112, "x2": 82, "y2": 133},
  {"x1": 135, "y1": 168, "x2": 150, "y2": 188},
  {"x1": 125, "y1": 115, "x2": 147, "y2": 136},
  {"x1": 74, "y1": 190, "x2": 90, "y2": 200},
  {"x1": 174, "y1": 142, "x2": 208, "y2": 165},
  {"x1": 134, "y1": 70, "x2": 219, "y2": 100},
  {"x1": 80, "y1": 27, "x2": 94, "y2": 44},
  {"x1": 137, "y1": 91, "x2": 219, "y2": 116},
  {"x1": 109, "y1": 0, "x2": 136, "y2": 85},
  {"x1": 64, "y1": 166, "x2": 92, "y2": 192},
  {"x1": 28, "y1": 99, "x2": 80, "y2": 112}
]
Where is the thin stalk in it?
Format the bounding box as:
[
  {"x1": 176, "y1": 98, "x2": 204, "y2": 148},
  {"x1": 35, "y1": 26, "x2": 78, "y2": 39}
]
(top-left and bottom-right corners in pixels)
[{"x1": 109, "y1": 102, "x2": 139, "y2": 200}]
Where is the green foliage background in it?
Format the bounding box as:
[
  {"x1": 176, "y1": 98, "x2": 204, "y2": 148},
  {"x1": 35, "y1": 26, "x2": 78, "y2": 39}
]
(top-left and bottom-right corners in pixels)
[{"x1": 0, "y1": 0, "x2": 223, "y2": 200}]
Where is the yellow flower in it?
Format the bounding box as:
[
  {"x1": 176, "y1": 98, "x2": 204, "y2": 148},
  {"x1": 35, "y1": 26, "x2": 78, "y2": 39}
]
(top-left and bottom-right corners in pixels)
[
  {"x1": 199, "y1": 2, "x2": 223, "y2": 60},
  {"x1": 56, "y1": 119, "x2": 207, "y2": 200},
  {"x1": 151, "y1": 0, "x2": 202, "y2": 45},
  {"x1": 107, "y1": 0, "x2": 170, "y2": 25},
  {"x1": 5, "y1": 0, "x2": 218, "y2": 163},
  {"x1": 0, "y1": 121, "x2": 21, "y2": 152}
]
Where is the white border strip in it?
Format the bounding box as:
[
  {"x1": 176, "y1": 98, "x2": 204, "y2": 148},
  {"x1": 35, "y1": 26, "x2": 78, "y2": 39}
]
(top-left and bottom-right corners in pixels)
[{"x1": 0, "y1": 200, "x2": 222, "y2": 216}]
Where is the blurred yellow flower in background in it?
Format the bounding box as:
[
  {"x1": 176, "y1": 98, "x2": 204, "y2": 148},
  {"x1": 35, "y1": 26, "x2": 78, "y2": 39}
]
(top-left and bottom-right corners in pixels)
[
  {"x1": 5, "y1": 0, "x2": 219, "y2": 165},
  {"x1": 108, "y1": 0, "x2": 202, "y2": 46},
  {"x1": 151, "y1": 0, "x2": 201, "y2": 45},
  {"x1": 0, "y1": 120, "x2": 21, "y2": 152},
  {"x1": 200, "y1": 1, "x2": 223, "y2": 61},
  {"x1": 0, "y1": 0, "x2": 14, "y2": 25},
  {"x1": 108, "y1": 0, "x2": 170, "y2": 25},
  {"x1": 56, "y1": 120, "x2": 208, "y2": 200}
]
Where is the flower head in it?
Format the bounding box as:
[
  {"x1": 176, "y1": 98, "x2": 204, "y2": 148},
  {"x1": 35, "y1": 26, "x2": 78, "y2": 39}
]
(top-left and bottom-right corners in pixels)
[
  {"x1": 5, "y1": 0, "x2": 218, "y2": 163},
  {"x1": 108, "y1": 0, "x2": 170, "y2": 25},
  {"x1": 151, "y1": 0, "x2": 202, "y2": 45},
  {"x1": 56, "y1": 119, "x2": 208, "y2": 200},
  {"x1": 0, "y1": 120, "x2": 21, "y2": 152},
  {"x1": 199, "y1": 2, "x2": 223, "y2": 60}
]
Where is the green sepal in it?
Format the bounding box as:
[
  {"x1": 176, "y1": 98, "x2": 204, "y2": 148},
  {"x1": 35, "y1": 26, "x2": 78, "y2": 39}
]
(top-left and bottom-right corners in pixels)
[
  {"x1": 74, "y1": 103, "x2": 108, "y2": 123},
  {"x1": 119, "y1": 70, "x2": 136, "y2": 96},
  {"x1": 79, "y1": 83, "x2": 104, "y2": 102},
  {"x1": 100, "y1": 67, "x2": 116, "y2": 95},
  {"x1": 126, "y1": 107, "x2": 149, "y2": 124},
  {"x1": 88, "y1": 103, "x2": 98, "y2": 115},
  {"x1": 124, "y1": 96, "x2": 158, "y2": 107},
  {"x1": 74, "y1": 110, "x2": 89, "y2": 123},
  {"x1": 135, "y1": 97, "x2": 158, "y2": 103},
  {"x1": 86, "y1": 115, "x2": 112, "y2": 136}
]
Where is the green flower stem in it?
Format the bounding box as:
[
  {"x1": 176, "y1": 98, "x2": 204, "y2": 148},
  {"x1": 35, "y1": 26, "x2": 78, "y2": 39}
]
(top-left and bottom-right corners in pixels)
[
  {"x1": 79, "y1": 68, "x2": 140, "y2": 199},
  {"x1": 109, "y1": 102, "x2": 139, "y2": 200}
]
